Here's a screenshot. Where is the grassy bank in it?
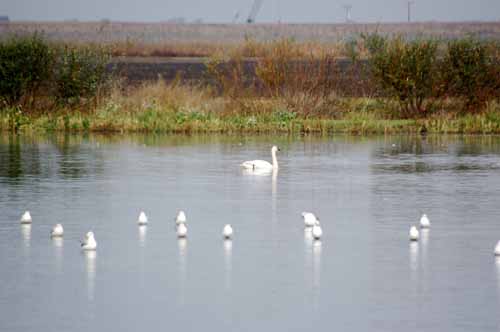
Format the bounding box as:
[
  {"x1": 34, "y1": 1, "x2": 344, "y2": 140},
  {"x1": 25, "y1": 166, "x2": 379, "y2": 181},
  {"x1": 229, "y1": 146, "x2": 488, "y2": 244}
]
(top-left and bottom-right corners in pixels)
[{"x1": 2, "y1": 81, "x2": 500, "y2": 135}]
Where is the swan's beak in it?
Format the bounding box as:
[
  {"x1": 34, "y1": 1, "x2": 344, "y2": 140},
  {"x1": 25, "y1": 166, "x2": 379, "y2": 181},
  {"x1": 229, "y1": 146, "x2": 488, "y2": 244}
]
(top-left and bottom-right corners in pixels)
[{"x1": 278, "y1": 148, "x2": 281, "y2": 152}]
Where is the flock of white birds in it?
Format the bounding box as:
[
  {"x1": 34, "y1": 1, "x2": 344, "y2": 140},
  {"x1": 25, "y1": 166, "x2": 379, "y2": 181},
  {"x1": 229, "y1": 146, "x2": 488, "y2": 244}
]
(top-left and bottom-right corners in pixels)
[
  {"x1": 15, "y1": 145, "x2": 500, "y2": 257},
  {"x1": 19, "y1": 209, "x2": 231, "y2": 251}
]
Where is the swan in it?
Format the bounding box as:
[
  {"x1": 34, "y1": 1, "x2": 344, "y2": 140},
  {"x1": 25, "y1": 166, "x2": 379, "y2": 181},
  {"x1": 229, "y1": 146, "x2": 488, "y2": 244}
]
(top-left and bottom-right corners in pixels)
[
  {"x1": 312, "y1": 221, "x2": 322, "y2": 240},
  {"x1": 494, "y1": 241, "x2": 500, "y2": 256},
  {"x1": 20, "y1": 211, "x2": 32, "y2": 224},
  {"x1": 420, "y1": 214, "x2": 430, "y2": 228},
  {"x1": 409, "y1": 226, "x2": 419, "y2": 241},
  {"x1": 176, "y1": 211, "x2": 187, "y2": 225},
  {"x1": 138, "y1": 211, "x2": 148, "y2": 225},
  {"x1": 223, "y1": 224, "x2": 233, "y2": 239},
  {"x1": 81, "y1": 231, "x2": 97, "y2": 251},
  {"x1": 50, "y1": 224, "x2": 64, "y2": 237},
  {"x1": 302, "y1": 212, "x2": 319, "y2": 227},
  {"x1": 241, "y1": 146, "x2": 280, "y2": 170},
  {"x1": 177, "y1": 223, "x2": 187, "y2": 238}
]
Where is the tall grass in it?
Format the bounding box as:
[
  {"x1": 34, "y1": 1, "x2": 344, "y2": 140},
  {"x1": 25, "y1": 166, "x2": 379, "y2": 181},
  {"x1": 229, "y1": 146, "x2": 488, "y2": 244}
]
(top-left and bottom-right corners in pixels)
[{"x1": 1, "y1": 80, "x2": 500, "y2": 135}]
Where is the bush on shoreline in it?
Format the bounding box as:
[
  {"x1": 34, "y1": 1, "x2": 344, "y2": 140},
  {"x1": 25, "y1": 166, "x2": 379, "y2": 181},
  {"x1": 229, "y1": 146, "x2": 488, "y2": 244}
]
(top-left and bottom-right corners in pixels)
[
  {"x1": 367, "y1": 37, "x2": 439, "y2": 116},
  {"x1": 0, "y1": 35, "x2": 111, "y2": 110},
  {"x1": 364, "y1": 34, "x2": 500, "y2": 115},
  {"x1": 0, "y1": 34, "x2": 53, "y2": 107},
  {"x1": 205, "y1": 35, "x2": 500, "y2": 118},
  {"x1": 441, "y1": 39, "x2": 500, "y2": 111}
]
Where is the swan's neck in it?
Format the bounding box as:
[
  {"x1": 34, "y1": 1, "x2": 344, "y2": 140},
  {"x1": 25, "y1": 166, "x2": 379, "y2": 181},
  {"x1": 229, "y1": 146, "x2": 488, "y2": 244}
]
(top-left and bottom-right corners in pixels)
[{"x1": 271, "y1": 150, "x2": 278, "y2": 169}]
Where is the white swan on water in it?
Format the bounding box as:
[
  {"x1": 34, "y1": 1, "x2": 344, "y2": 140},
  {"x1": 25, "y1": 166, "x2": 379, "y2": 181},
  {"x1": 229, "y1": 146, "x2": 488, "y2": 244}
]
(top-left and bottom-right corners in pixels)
[
  {"x1": 241, "y1": 146, "x2": 280, "y2": 171},
  {"x1": 81, "y1": 231, "x2": 97, "y2": 251},
  {"x1": 138, "y1": 211, "x2": 148, "y2": 225},
  {"x1": 409, "y1": 226, "x2": 419, "y2": 241},
  {"x1": 420, "y1": 214, "x2": 430, "y2": 228},
  {"x1": 223, "y1": 224, "x2": 233, "y2": 239},
  {"x1": 20, "y1": 211, "x2": 32, "y2": 224},
  {"x1": 50, "y1": 224, "x2": 64, "y2": 237},
  {"x1": 176, "y1": 211, "x2": 187, "y2": 225},
  {"x1": 302, "y1": 212, "x2": 319, "y2": 228}
]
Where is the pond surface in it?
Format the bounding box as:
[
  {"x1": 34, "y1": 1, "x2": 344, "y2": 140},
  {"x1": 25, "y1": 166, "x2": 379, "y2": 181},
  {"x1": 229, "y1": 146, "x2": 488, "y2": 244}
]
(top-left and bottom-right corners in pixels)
[{"x1": 1, "y1": 134, "x2": 500, "y2": 332}]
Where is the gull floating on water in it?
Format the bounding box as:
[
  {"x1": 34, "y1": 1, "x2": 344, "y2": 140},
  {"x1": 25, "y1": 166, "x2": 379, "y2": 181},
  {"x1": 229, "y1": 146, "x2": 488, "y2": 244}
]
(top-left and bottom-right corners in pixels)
[
  {"x1": 81, "y1": 231, "x2": 97, "y2": 251},
  {"x1": 177, "y1": 223, "x2": 187, "y2": 238},
  {"x1": 20, "y1": 211, "x2": 32, "y2": 224},
  {"x1": 138, "y1": 211, "x2": 148, "y2": 225},
  {"x1": 223, "y1": 224, "x2": 233, "y2": 239},
  {"x1": 494, "y1": 241, "x2": 500, "y2": 256},
  {"x1": 302, "y1": 212, "x2": 319, "y2": 228},
  {"x1": 176, "y1": 211, "x2": 187, "y2": 225},
  {"x1": 409, "y1": 226, "x2": 419, "y2": 241},
  {"x1": 50, "y1": 224, "x2": 64, "y2": 237},
  {"x1": 420, "y1": 214, "x2": 430, "y2": 228},
  {"x1": 312, "y1": 221, "x2": 323, "y2": 240}
]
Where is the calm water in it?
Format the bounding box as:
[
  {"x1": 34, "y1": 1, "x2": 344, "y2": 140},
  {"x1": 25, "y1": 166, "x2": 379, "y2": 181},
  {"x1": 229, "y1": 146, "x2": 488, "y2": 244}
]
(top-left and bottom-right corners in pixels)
[{"x1": 1, "y1": 134, "x2": 500, "y2": 332}]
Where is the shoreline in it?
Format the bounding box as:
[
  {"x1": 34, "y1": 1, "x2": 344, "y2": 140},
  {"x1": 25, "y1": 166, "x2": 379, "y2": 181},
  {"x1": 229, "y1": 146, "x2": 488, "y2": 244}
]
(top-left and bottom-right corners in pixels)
[{"x1": 2, "y1": 105, "x2": 500, "y2": 135}]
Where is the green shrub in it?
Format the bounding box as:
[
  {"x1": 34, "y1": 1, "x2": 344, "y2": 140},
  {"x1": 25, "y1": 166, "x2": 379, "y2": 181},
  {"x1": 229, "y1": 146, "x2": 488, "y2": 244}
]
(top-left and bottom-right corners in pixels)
[
  {"x1": 5, "y1": 106, "x2": 29, "y2": 132},
  {"x1": 53, "y1": 45, "x2": 110, "y2": 106},
  {"x1": 441, "y1": 39, "x2": 500, "y2": 111},
  {"x1": 205, "y1": 52, "x2": 248, "y2": 98},
  {"x1": 0, "y1": 34, "x2": 53, "y2": 106},
  {"x1": 361, "y1": 32, "x2": 386, "y2": 55},
  {"x1": 368, "y1": 37, "x2": 439, "y2": 116},
  {"x1": 0, "y1": 34, "x2": 111, "y2": 110}
]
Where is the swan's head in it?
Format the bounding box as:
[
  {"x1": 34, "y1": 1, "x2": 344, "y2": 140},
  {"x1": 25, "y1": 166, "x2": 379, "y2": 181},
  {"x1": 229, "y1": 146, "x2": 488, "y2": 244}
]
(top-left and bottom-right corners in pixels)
[
  {"x1": 271, "y1": 146, "x2": 280, "y2": 153},
  {"x1": 86, "y1": 231, "x2": 94, "y2": 239},
  {"x1": 422, "y1": 214, "x2": 427, "y2": 218}
]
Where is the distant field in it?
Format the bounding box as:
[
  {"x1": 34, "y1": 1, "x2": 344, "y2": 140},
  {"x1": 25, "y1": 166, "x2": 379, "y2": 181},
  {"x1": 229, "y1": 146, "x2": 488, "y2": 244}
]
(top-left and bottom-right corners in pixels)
[
  {"x1": 2, "y1": 21, "x2": 500, "y2": 44},
  {"x1": 2, "y1": 21, "x2": 500, "y2": 86}
]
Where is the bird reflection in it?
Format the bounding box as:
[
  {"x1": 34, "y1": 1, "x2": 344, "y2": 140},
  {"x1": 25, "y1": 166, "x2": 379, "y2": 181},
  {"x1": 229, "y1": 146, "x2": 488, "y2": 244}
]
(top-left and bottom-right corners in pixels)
[
  {"x1": 409, "y1": 241, "x2": 419, "y2": 276},
  {"x1": 271, "y1": 168, "x2": 278, "y2": 193},
  {"x1": 51, "y1": 237, "x2": 63, "y2": 248},
  {"x1": 304, "y1": 228, "x2": 313, "y2": 247},
  {"x1": 304, "y1": 228, "x2": 321, "y2": 311},
  {"x1": 21, "y1": 224, "x2": 31, "y2": 248},
  {"x1": 178, "y1": 238, "x2": 187, "y2": 305},
  {"x1": 495, "y1": 257, "x2": 500, "y2": 295},
  {"x1": 224, "y1": 239, "x2": 232, "y2": 291},
  {"x1": 138, "y1": 225, "x2": 147, "y2": 247},
  {"x1": 312, "y1": 240, "x2": 322, "y2": 290},
  {"x1": 304, "y1": 228, "x2": 313, "y2": 291},
  {"x1": 52, "y1": 237, "x2": 63, "y2": 274},
  {"x1": 241, "y1": 168, "x2": 274, "y2": 176},
  {"x1": 420, "y1": 229, "x2": 429, "y2": 267},
  {"x1": 312, "y1": 239, "x2": 322, "y2": 311},
  {"x1": 85, "y1": 251, "x2": 96, "y2": 302},
  {"x1": 272, "y1": 168, "x2": 278, "y2": 223}
]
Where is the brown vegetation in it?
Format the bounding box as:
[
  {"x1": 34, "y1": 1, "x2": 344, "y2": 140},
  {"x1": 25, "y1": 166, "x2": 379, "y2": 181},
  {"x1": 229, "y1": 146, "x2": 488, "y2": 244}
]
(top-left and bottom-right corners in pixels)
[{"x1": 3, "y1": 21, "x2": 500, "y2": 58}]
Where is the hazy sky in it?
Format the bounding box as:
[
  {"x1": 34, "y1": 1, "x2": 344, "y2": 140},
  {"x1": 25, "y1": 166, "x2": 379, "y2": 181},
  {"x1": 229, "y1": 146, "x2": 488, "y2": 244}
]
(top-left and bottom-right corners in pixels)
[{"x1": 2, "y1": 0, "x2": 500, "y2": 23}]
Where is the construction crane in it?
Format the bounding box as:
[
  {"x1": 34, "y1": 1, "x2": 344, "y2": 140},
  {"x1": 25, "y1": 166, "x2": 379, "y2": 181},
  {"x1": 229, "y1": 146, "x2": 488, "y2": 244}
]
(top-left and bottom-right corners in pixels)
[
  {"x1": 247, "y1": 0, "x2": 264, "y2": 24},
  {"x1": 343, "y1": 4, "x2": 352, "y2": 23},
  {"x1": 407, "y1": 1, "x2": 415, "y2": 22},
  {"x1": 232, "y1": 11, "x2": 240, "y2": 23}
]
